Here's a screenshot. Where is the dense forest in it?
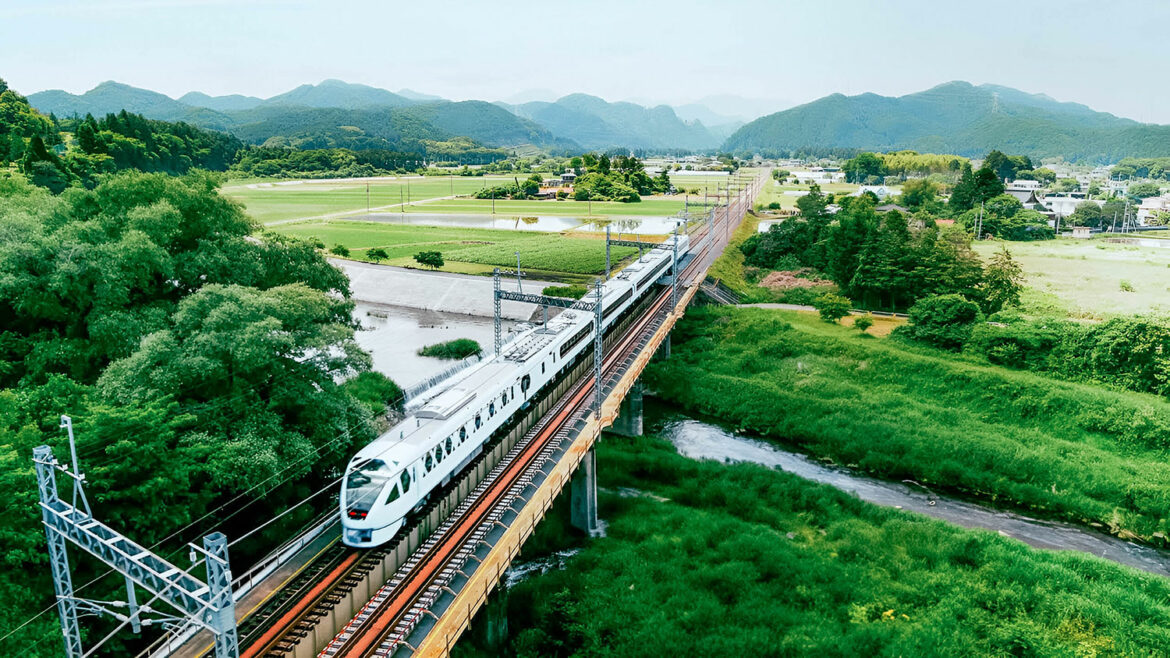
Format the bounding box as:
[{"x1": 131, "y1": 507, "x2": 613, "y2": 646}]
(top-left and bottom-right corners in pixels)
[
  {"x1": 726, "y1": 81, "x2": 1170, "y2": 162},
  {"x1": 0, "y1": 172, "x2": 399, "y2": 654}
]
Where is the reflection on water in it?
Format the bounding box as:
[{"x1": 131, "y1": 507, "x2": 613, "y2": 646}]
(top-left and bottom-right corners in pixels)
[
  {"x1": 355, "y1": 212, "x2": 683, "y2": 234},
  {"x1": 353, "y1": 302, "x2": 516, "y2": 388},
  {"x1": 649, "y1": 406, "x2": 1170, "y2": 577}
]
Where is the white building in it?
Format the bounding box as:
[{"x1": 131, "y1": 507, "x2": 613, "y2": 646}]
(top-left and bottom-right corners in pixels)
[
  {"x1": 1137, "y1": 196, "x2": 1170, "y2": 224},
  {"x1": 1041, "y1": 194, "x2": 1101, "y2": 218},
  {"x1": 852, "y1": 185, "x2": 897, "y2": 200},
  {"x1": 1006, "y1": 179, "x2": 1041, "y2": 191}
]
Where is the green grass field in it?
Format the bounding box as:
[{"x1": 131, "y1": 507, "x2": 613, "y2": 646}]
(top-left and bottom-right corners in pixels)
[
  {"x1": 647, "y1": 306, "x2": 1170, "y2": 544},
  {"x1": 974, "y1": 237, "x2": 1170, "y2": 318},
  {"x1": 481, "y1": 432, "x2": 1170, "y2": 656},
  {"x1": 269, "y1": 220, "x2": 635, "y2": 280},
  {"x1": 755, "y1": 177, "x2": 866, "y2": 209},
  {"x1": 222, "y1": 176, "x2": 515, "y2": 224},
  {"x1": 408, "y1": 197, "x2": 685, "y2": 217}
]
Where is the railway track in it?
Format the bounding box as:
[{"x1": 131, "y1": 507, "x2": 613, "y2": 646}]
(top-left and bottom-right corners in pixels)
[
  {"x1": 314, "y1": 180, "x2": 756, "y2": 658},
  {"x1": 223, "y1": 175, "x2": 759, "y2": 658}
]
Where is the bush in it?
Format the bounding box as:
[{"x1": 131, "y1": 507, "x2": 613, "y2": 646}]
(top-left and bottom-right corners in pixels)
[
  {"x1": 1120, "y1": 280, "x2": 1135, "y2": 292},
  {"x1": 542, "y1": 284, "x2": 589, "y2": 300},
  {"x1": 814, "y1": 292, "x2": 852, "y2": 323},
  {"x1": 418, "y1": 338, "x2": 482, "y2": 360},
  {"x1": 901, "y1": 294, "x2": 981, "y2": 350},
  {"x1": 342, "y1": 371, "x2": 402, "y2": 415},
  {"x1": 853, "y1": 314, "x2": 874, "y2": 333},
  {"x1": 366, "y1": 247, "x2": 389, "y2": 262},
  {"x1": 414, "y1": 250, "x2": 444, "y2": 269},
  {"x1": 330, "y1": 244, "x2": 350, "y2": 257}
]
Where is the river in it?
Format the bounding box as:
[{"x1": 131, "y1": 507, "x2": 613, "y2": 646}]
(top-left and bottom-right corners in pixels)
[
  {"x1": 648, "y1": 403, "x2": 1170, "y2": 578},
  {"x1": 353, "y1": 302, "x2": 518, "y2": 389}
]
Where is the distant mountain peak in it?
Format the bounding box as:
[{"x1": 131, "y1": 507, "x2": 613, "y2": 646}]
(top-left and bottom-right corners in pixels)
[{"x1": 723, "y1": 81, "x2": 1165, "y2": 162}]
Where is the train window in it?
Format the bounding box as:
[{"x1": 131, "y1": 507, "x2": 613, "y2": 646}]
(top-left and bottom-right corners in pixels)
[
  {"x1": 520, "y1": 375, "x2": 530, "y2": 394},
  {"x1": 400, "y1": 470, "x2": 411, "y2": 493},
  {"x1": 502, "y1": 391, "x2": 508, "y2": 405},
  {"x1": 489, "y1": 402, "x2": 496, "y2": 417},
  {"x1": 459, "y1": 427, "x2": 467, "y2": 440},
  {"x1": 445, "y1": 436, "x2": 453, "y2": 453},
  {"x1": 435, "y1": 445, "x2": 443, "y2": 462},
  {"x1": 475, "y1": 414, "x2": 482, "y2": 429},
  {"x1": 425, "y1": 453, "x2": 433, "y2": 472},
  {"x1": 385, "y1": 484, "x2": 400, "y2": 503},
  {"x1": 542, "y1": 362, "x2": 545, "y2": 374}
]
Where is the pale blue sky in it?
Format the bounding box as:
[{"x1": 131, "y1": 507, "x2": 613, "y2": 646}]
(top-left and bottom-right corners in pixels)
[{"x1": 2, "y1": 0, "x2": 1167, "y2": 122}]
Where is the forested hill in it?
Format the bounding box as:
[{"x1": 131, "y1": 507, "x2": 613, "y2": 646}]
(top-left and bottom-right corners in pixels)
[
  {"x1": 30, "y1": 80, "x2": 574, "y2": 151},
  {"x1": 723, "y1": 81, "x2": 1170, "y2": 162},
  {"x1": 500, "y1": 94, "x2": 722, "y2": 151}
]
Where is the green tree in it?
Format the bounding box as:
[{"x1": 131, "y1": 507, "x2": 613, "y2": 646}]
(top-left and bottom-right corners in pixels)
[
  {"x1": 330, "y1": 244, "x2": 351, "y2": 257},
  {"x1": 902, "y1": 294, "x2": 981, "y2": 350},
  {"x1": 1067, "y1": 201, "x2": 1104, "y2": 227},
  {"x1": 843, "y1": 152, "x2": 887, "y2": 183},
  {"x1": 981, "y1": 247, "x2": 1024, "y2": 314},
  {"x1": 814, "y1": 292, "x2": 852, "y2": 323},
  {"x1": 949, "y1": 162, "x2": 977, "y2": 211},
  {"x1": 899, "y1": 178, "x2": 939, "y2": 208},
  {"x1": 366, "y1": 247, "x2": 389, "y2": 261},
  {"x1": 853, "y1": 314, "x2": 874, "y2": 333},
  {"x1": 1129, "y1": 182, "x2": 1162, "y2": 199},
  {"x1": 414, "y1": 250, "x2": 444, "y2": 269}
]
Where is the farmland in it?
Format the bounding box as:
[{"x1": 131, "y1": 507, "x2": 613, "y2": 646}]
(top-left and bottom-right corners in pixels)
[
  {"x1": 754, "y1": 177, "x2": 865, "y2": 209},
  {"x1": 973, "y1": 237, "x2": 1170, "y2": 318},
  {"x1": 407, "y1": 197, "x2": 685, "y2": 217},
  {"x1": 269, "y1": 220, "x2": 636, "y2": 281},
  {"x1": 221, "y1": 176, "x2": 514, "y2": 224}
]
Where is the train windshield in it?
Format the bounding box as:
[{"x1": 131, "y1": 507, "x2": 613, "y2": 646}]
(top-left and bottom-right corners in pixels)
[{"x1": 346, "y1": 459, "x2": 397, "y2": 513}]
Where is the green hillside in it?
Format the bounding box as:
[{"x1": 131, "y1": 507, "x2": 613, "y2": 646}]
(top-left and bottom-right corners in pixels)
[{"x1": 725, "y1": 81, "x2": 1170, "y2": 162}]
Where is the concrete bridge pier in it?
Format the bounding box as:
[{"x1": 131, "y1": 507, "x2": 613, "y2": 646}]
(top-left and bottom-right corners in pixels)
[
  {"x1": 570, "y1": 448, "x2": 601, "y2": 536},
  {"x1": 656, "y1": 334, "x2": 671, "y2": 360},
  {"x1": 609, "y1": 380, "x2": 643, "y2": 437}
]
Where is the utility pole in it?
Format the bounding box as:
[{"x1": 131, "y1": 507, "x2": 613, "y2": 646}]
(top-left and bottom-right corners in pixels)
[
  {"x1": 366, "y1": 182, "x2": 370, "y2": 214},
  {"x1": 493, "y1": 268, "x2": 502, "y2": 355},
  {"x1": 514, "y1": 251, "x2": 523, "y2": 293},
  {"x1": 605, "y1": 225, "x2": 611, "y2": 280},
  {"x1": 34, "y1": 419, "x2": 239, "y2": 658}
]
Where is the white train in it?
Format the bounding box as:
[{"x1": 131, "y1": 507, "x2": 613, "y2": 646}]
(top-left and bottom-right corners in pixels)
[{"x1": 340, "y1": 233, "x2": 691, "y2": 547}]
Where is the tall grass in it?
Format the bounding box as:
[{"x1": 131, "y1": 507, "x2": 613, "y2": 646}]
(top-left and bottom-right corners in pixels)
[
  {"x1": 646, "y1": 307, "x2": 1170, "y2": 543},
  {"x1": 474, "y1": 435, "x2": 1170, "y2": 657}
]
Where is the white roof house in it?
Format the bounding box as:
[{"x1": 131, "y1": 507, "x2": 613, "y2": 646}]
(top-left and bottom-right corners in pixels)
[
  {"x1": 852, "y1": 185, "x2": 897, "y2": 199},
  {"x1": 1137, "y1": 196, "x2": 1170, "y2": 224},
  {"x1": 1041, "y1": 195, "x2": 1102, "y2": 217},
  {"x1": 1006, "y1": 179, "x2": 1041, "y2": 191}
]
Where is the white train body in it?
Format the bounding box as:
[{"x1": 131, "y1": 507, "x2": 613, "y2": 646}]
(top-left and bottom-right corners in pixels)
[{"x1": 340, "y1": 234, "x2": 690, "y2": 547}]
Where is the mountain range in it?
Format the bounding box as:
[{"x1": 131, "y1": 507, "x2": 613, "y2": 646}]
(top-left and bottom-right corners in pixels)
[
  {"x1": 26, "y1": 80, "x2": 1170, "y2": 162},
  {"x1": 28, "y1": 80, "x2": 732, "y2": 153},
  {"x1": 725, "y1": 81, "x2": 1170, "y2": 161}
]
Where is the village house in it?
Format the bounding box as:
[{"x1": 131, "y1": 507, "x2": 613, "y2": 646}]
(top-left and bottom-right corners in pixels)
[{"x1": 1137, "y1": 195, "x2": 1170, "y2": 224}]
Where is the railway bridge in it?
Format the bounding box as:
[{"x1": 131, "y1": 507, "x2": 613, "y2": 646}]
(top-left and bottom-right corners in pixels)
[{"x1": 39, "y1": 171, "x2": 765, "y2": 658}]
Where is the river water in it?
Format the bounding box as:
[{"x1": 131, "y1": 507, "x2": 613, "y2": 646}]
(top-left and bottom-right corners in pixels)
[
  {"x1": 649, "y1": 406, "x2": 1170, "y2": 578},
  {"x1": 353, "y1": 302, "x2": 518, "y2": 389}
]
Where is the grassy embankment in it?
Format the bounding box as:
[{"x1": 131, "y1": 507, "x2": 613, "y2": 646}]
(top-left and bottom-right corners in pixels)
[
  {"x1": 460, "y1": 433, "x2": 1170, "y2": 656},
  {"x1": 646, "y1": 306, "x2": 1170, "y2": 544},
  {"x1": 270, "y1": 221, "x2": 638, "y2": 284},
  {"x1": 973, "y1": 237, "x2": 1170, "y2": 318}
]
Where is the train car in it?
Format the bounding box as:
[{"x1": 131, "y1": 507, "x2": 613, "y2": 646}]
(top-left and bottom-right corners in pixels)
[{"x1": 340, "y1": 233, "x2": 690, "y2": 547}]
